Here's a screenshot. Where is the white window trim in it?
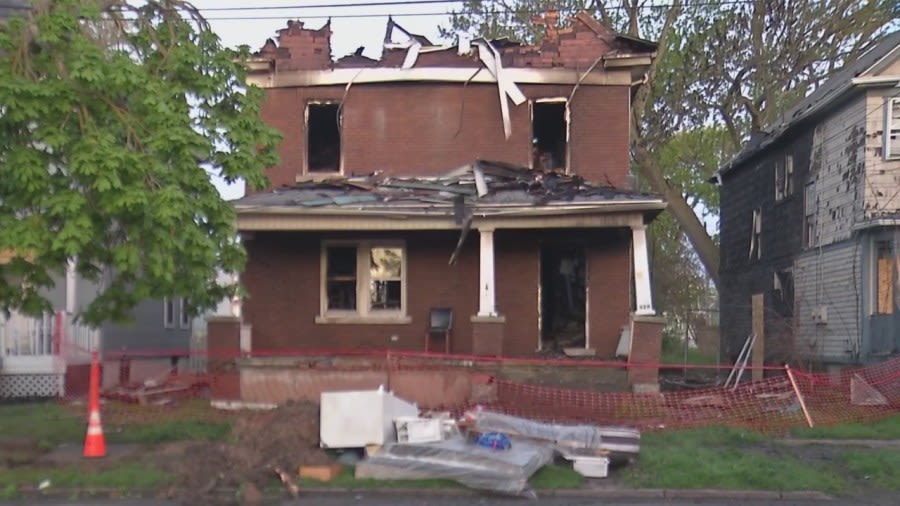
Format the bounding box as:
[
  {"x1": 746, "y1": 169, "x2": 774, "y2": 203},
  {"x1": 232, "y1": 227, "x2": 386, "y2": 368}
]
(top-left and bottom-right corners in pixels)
[
  {"x1": 304, "y1": 100, "x2": 344, "y2": 175},
  {"x1": 885, "y1": 97, "x2": 900, "y2": 161},
  {"x1": 317, "y1": 240, "x2": 411, "y2": 325},
  {"x1": 179, "y1": 298, "x2": 191, "y2": 329},
  {"x1": 163, "y1": 297, "x2": 175, "y2": 329}
]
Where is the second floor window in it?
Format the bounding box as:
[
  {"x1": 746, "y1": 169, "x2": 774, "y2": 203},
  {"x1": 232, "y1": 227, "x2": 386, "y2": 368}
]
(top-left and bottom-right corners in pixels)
[
  {"x1": 885, "y1": 98, "x2": 900, "y2": 160},
  {"x1": 532, "y1": 100, "x2": 568, "y2": 171},
  {"x1": 775, "y1": 153, "x2": 793, "y2": 201},
  {"x1": 749, "y1": 207, "x2": 762, "y2": 261},
  {"x1": 307, "y1": 102, "x2": 341, "y2": 173}
]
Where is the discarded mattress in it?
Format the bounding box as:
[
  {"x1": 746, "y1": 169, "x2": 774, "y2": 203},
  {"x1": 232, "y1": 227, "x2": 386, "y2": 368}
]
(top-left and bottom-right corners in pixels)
[
  {"x1": 362, "y1": 435, "x2": 553, "y2": 496},
  {"x1": 467, "y1": 408, "x2": 604, "y2": 449},
  {"x1": 468, "y1": 409, "x2": 640, "y2": 461}
]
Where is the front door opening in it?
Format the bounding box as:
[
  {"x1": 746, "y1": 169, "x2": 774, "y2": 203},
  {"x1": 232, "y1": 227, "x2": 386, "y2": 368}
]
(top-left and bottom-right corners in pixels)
[
  {"x1": 532, "y1": 101, "x2": 567, "y2": 171},
  {"x1": 307, "y1": 102, "x2": 341, "y2": 173},
  {"x1": 540, "y1": 246, "x2": 586, "y2": 350}
]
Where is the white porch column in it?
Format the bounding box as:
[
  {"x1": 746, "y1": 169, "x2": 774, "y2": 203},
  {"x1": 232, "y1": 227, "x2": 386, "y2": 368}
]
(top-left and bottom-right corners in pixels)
[
  {"x1": 478, "y1": 228, "x2": 497, "y2": 317},
  {"x1": 65, "y1": 258, "x2": 77, "y2": 314},
  {"x1": 632, "y1": 225, "x2": 655, "y2": 316}
]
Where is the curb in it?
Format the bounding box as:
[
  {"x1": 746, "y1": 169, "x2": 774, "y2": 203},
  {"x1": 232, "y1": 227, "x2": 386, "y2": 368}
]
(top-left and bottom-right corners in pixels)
[
  {"x1": 301, "y1": 486, "x2": 834, "y2": 501},
  {"x1": 4, "y1": 486, "x2": 835, "y2": 502}
]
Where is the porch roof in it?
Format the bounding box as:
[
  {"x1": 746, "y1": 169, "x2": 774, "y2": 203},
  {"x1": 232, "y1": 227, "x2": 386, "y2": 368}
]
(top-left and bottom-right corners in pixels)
[{"x1": 234, "y1": 160, "x2": 666, "y2": 231}]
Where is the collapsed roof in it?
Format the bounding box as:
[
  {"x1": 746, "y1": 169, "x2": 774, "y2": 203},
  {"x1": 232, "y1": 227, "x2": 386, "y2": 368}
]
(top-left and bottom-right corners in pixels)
[
  {"x1": 234, "y1": 160, "x2": 665, "y2": 218},
  {"x1": 251, "y1": 10, "x2": 657, "y2": 73}
]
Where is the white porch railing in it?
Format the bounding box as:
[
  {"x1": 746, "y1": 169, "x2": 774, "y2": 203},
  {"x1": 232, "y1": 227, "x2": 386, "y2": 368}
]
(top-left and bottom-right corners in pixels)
[
  {"x1": 0, "y1": 312, "x2": 54, "y2": 357},
  {"x1": 1, "y1": 310, "x2": 98, "y2": 360}
]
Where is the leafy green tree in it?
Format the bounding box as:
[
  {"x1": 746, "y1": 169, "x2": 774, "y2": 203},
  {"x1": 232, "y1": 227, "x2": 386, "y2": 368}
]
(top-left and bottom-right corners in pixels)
[{"x1": 0, "y1": 1, "x2": 281, "y2": 325}]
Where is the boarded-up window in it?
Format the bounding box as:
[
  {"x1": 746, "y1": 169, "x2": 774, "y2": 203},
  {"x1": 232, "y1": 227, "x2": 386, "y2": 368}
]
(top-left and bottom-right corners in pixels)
[
  {"x1": 885, "y1": 98, "x2": 900, "y2": 160},
  {"x1": 875, "y1": 241, "x2": 896, "y2": 315}
]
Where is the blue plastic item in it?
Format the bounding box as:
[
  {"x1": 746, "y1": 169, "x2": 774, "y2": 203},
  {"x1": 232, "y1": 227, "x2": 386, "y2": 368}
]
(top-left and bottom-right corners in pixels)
[{"x1": 475, "y1": 432, "x2": 512, "y2": 451}]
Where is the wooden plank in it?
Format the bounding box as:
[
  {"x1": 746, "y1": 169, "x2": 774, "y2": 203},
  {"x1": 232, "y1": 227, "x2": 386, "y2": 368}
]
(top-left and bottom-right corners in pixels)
[{"x1": 751, "y1": 293, "x2": 765, "y2": 382}]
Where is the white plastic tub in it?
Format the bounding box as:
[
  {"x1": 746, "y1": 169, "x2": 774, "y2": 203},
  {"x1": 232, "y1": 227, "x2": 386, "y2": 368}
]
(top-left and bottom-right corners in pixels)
[
  {"x1": 394, "y1": 417, "x2": 443, "y2": 444},
  {"x1": 572, "y1": 456, "x2": 610, "y2": 478}
]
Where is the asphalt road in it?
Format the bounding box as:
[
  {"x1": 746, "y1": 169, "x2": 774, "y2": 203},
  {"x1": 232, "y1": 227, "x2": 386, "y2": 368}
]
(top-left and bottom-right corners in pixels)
[{"x1": 3, "y1": 493, "x2": 899, "y2": 506}]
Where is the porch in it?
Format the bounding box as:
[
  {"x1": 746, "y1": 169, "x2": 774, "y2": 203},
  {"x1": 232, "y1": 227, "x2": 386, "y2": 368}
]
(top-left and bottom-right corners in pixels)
[
  {"x1": 0, "y1": 310, "x2": 99, "y2": 398},
  {"x1": 224, "y1": 161, "x2": 667, "y2": 393}
]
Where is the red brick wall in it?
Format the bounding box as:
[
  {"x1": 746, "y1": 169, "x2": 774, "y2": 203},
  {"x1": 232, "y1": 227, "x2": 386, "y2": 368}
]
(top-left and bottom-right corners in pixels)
[
  {"x1": 257, "y1": 83, "x2": 631, "y2": 189},
  {"x1": 242, "y1": 231, "x2": 478, "y2": 353},
  {"x1": 242, "y1": 229, "x2": 633, "y2": 357}
]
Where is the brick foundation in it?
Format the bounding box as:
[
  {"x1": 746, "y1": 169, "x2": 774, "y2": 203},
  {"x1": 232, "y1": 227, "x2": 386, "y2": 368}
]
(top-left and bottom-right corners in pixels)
[
  {"x1": 627, "y1": 314, "x2": 664, "y2": 392},
  {"x1": 471, "y1": 316, "x2": 505, "y2": 356}
]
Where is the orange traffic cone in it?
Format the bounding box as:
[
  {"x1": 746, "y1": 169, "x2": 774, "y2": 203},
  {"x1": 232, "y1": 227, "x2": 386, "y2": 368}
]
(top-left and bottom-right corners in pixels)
[{"x1": 83, "y1": 352, "x2": 106, "y2": 458}]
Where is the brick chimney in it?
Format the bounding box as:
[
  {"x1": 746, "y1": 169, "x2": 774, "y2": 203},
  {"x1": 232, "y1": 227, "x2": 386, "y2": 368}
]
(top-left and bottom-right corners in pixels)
[{"x1": 272, "y1": 19, "x2": 333, "y2": 71}]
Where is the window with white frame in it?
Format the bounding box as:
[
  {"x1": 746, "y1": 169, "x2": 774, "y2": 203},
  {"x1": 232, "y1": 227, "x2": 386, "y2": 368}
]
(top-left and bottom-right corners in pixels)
[
  {"x1": 322, "y1": 242, "x2": 406, "y2": 318},
  {"x1": 885, "y1": 98, "x2": 900, "y2": 160},
  {"x1": 775, "y1": 153, "x2": 793, "y2": 201},
  {"x1": 163, "y1": 297, "x2": 175, "y2": 328},
  {"x1": 749, "y1": 207, "x2": 762, "y2": 260},
  {"x1": 179, "y1": 298, "x2": 191, "y2": 329}
]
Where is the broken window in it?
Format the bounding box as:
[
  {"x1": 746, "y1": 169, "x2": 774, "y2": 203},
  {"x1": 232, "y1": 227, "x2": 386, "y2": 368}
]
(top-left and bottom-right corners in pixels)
[
  {"x1": 775, "y1": 153, "x2": 793, "y2": 200},
  {"x1": 773, "y1": 270, "x2": 794, "y2": 317},
  {"x1": 749, "y1": 208, "x2": 762, "y2": 260},
  {"x1": 307, "y1": 102, "x2": 341, "y2": 173},
  {"x1": 874, "y1": 240, "x2": 897, "y2": 315},
  {"x1": 804, "y1": 182, "x2": 816, "y2": 248},
  {"x1": 369, "y1": 248, "x2": 403, "y2": 310},
  {"x1": 885, "y1": 98, "x2": 900, "y2": 160},
  {"x1": 325, "y1": 246, "x2": 357, "y2": 311},
  {"x1": 323, "y1": 242, "x2": 406, "y2": 317},
  {"x1": 531, "y1": 100, "x2": 567, "y2": 171}
]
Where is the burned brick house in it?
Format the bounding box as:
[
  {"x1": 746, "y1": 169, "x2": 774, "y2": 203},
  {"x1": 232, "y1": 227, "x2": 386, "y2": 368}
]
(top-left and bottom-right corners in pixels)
[
  {"x1": 227, "y1": 11, "x2": 666, "y2": 376},
  {"x1": 716, "y1": 31, "x2": 900, "y2": 368}
]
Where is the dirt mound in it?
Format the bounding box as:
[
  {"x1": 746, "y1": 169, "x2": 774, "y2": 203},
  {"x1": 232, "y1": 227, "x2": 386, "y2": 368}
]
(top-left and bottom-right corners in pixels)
[{"x1": 167, "y1": 401, "x2": 331, "y2": 504}]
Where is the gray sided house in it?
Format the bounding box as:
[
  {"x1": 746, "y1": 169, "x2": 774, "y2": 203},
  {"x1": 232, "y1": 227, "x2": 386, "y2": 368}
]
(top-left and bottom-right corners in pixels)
[{"x1": 717, "y1": 31, "x2": 900, "y2": 367}]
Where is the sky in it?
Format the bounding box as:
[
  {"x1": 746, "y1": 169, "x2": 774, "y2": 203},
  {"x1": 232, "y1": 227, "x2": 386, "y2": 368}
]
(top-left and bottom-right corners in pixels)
[{"x1": 192, "y1": 0, "x2": 465, "y2": 200}]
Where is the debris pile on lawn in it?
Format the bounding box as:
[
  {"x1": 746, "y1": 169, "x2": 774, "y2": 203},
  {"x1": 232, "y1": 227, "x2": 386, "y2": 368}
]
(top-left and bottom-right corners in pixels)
[
  {"x1": 318, "y1": 388, "x2": 642, "y2": 497},
  {"x1": 167, "y1": 400, "x2": 329, "y2": 505}
]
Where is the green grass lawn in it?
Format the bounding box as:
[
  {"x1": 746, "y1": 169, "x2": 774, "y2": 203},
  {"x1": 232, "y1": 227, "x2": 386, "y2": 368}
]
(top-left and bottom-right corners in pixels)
[
  {"x1": 0, "y1": 464, "x2": 172, "y2": 499},
  {"x1": 840, "y1": 449, "x2": 900, "y2": 491},
  {"x1": 622, "y1": 426, "x2": 848, "y2": 494},
  {"x1": 0, "y1": 401, "x2": 231, "y2": 448},
  {"x1": 789, "y1": 414, "x2": 900, "y2": 440}
]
